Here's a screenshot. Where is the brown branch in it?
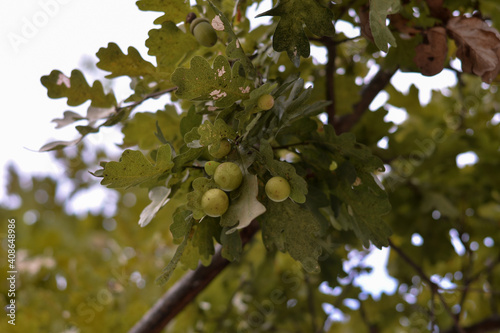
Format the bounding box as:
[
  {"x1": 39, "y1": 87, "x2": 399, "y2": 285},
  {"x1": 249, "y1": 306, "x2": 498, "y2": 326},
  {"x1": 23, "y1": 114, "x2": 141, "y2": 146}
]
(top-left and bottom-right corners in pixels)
[
  {"x1": 388, "y1": 239, "x2": 436, "y2": 289},
  {"x1": 444, "y1": 316, "x2": 500, "y2": 333},
  {"x1": 324, "y1": 37, "x2": 337, "y2": 126},
  {"x1": 117, "y1": 87, "x2": 177, "y2": 112},
  {"x1": 334, "y1": 67, "x2": 397, "y2": 134},
  {"x1": 128, "y1": 220, "x2": 260, "y2": 333}
]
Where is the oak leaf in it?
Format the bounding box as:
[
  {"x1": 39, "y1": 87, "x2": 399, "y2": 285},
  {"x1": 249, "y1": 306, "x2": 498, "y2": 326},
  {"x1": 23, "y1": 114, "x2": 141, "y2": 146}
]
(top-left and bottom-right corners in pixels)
[
  {"x1": 447, "y1": 16, "x2": 500, "y2": 83},
  {"x1": 414, "y1": 27, "x2": 448, "y2": 76}
]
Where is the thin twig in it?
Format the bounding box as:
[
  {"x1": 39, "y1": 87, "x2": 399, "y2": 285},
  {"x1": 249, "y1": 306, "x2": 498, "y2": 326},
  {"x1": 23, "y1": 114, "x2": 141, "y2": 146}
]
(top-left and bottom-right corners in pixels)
[
  {"x1": 443, "y1": 315, "x2": 500, "y2": 333},
  {"x1": 117, "y1": 87, "x2": 177, "y2": 112},
  {"x1": 323, "y1": 36, "x2": 337, "y2": 126},
  {"x1": 388, "y1": 239, "x2": 465, "y2": 333}
]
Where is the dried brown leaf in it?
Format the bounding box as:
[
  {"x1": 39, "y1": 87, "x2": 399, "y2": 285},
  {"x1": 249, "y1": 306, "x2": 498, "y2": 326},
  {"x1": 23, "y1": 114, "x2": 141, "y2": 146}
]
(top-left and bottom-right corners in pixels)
[
  {"x1": 359, "y1": 5, "x2": 374, "y2": 44},
  {"x1": 414, "y1": 27, "x2": 448, "y2": 76},
  {"x1": 447, "y1": 16, "x2": 500, "y2": 83}
]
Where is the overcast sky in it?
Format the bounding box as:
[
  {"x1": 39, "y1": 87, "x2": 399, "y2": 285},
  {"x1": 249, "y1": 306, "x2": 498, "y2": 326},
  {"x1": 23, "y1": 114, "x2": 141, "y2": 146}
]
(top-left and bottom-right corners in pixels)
[{"x1": 0, "y1": 1, "x2": 160, "y2": 201}]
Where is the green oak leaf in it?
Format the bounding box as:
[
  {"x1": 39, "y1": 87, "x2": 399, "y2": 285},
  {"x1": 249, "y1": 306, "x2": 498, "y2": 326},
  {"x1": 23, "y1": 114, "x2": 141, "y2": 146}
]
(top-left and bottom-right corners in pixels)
[
  {"x1": 260, "y1": 139, "x2": 308, "y2": 203},
  {"x1": 101, "y1": 144, "x2": 174, "y2": 188},
  {"x1": 156, "y1": 217, "x2": 193, "y2": 285},
  {"x1": 172, "y1": 147, "x2": 203, "y2": 172},
  {"x1": 369, "y1": 0, "x2": 400, "y2": 52},
  {"x1": 261, "y1": 200, "x2": 323, "y2": 273},
  {"x1": 146, "y1": 21, "x2": 199, "y2": 72},
  {"x1": 96, "y1": 42, "x2": 156, "y2": 78},
  {"x1": 170, "y1": 206, "x2": 193, "y2": 240},
  {"x1": 198, "y1": 119, "x2": 237, "y2": 147},
  {"x1": 257, "y1": 0, "x2": 335, "y2": 67},
  {"x1": 136, "y1": 0, "x2": 191, "y2": 25},
  {"x1": 180, "y1": 106, "x2": 203, "y2": 138},
  {"x1": 171, "y1": 55, "x2": 254, "y2": 107},
  {"x1": 40, "y1": 69, "x2": 116, "y2": 107},
  {"x1": 121, "y1": 106, "x2": 182, "y2": 150},
  {"x1": 333, "y1": 169, "x2": 392, "y2": 249},
  {"x1": 193, "y1": 216, "x2": 221, "y2": 261},
  {"x1": 221, "y1": 174, "x2": 267, "y2": 232},
  {"x1": 220, "y1": 226, "x2": 242, "y2": 261},
  {"x1": 322, "y1": 125, "x2": 385, "y2": 173}
]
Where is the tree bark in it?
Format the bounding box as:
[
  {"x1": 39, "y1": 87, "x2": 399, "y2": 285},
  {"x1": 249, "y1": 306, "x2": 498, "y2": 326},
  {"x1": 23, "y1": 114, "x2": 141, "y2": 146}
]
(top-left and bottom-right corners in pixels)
[
  {"x1": 444, "y1": 316, "x2": 500, "y2": 333},
  {"x1": 128, "y1": 220, "x2": 260, "y2": 333},
  {"x1": 334, "y1": 67, "x2": 397, "y2": 134}
]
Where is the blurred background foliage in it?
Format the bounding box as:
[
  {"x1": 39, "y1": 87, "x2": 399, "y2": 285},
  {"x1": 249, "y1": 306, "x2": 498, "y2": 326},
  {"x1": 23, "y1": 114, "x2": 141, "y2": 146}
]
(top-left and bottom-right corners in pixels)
[{"x1": 2, "y1": 0, "x2": 500, "y2": 332}]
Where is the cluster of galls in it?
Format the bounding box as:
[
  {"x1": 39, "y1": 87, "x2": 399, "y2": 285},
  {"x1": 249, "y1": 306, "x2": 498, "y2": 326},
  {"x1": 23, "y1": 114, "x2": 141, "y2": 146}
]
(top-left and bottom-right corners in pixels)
[{"x1": 200, "y1": 139, "x2": 291, "y2": 218}]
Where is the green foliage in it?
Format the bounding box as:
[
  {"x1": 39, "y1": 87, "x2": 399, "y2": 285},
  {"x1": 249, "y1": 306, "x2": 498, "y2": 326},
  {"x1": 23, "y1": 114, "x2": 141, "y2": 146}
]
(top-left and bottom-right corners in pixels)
[
  {"x1": 24, "y1": 0, "x2": 500, "y2": 332},
  {"x1": 171, "y1": 55, "x2": 253, "y2": 107},
  {"x1": 261, "y1": 200, "x2": 323, "y2": 273},
  {"x1": 100, "y1": 144, "x2": 174, "y2": 188},
  {"x1": 146, "y1": 21, "x2": 199, "y2": 72},
  {"x1": 96, "y1": 42, "x2": 156, "y2": 78},
  {"x1": 369, "y1": 0, "x2": 401, "y2": 52},
  {"x1": 257, "y1": 0, "x2": 335, "y2": 66},
  {"x1": 136, "y1": 0, "x2": 191, "y2": 24},
  {"x1": 40, "y1": 69, "x2": 116, "y2": 107}
]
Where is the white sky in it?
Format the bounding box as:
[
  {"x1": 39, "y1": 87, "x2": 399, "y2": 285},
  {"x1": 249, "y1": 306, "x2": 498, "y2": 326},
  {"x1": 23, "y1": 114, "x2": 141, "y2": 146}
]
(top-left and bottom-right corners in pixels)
[{"x1": 0, "y1": 0, "x2": 159, "y2": 202}]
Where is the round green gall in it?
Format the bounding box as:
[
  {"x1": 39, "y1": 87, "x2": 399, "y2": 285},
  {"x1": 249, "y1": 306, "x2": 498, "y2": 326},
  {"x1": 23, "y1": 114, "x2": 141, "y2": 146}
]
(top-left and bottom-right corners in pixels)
[
  {"x1": 201, "y1": 188, "x2": 229, "y2": 217},
  {"x1": 214, "y1": 162, "x2": 243, "y2": 191},
  {"x1": 204, "y1": 161, "x2": 221, "y2": 176},
  {"x1": 265, "y1": 176, "x2": 291, "y2": 202},
  {"x1": 257, "y1": 94, "x2": 275, "y2": 111},
  {"x1": 208, "y1": 139, "x2": 232, "y2": 159},
  {"x1": 190, "y1": 18, "x2": 217, "y2": 47}
]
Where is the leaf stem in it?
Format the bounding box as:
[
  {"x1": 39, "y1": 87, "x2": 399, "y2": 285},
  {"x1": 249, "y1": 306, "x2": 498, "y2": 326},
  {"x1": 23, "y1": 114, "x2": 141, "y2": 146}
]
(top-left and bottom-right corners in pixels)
[{"x1": 117, "y1": 87, "x2": 177, "y2": 112}]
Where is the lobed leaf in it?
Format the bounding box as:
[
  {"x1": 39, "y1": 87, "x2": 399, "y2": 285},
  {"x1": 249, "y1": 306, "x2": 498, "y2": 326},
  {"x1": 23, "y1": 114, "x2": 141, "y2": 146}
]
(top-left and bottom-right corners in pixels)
[
  {"x1": 121, "y1": 106, "x2": 182, "y2": 150},
  {"x1": 369, "y1": 0, "x2": 400, "y2": 52},
  {"x1": 257, "y1": 0, "x2": 334, "y2": 67},
  {"x1": 171, "y1": 55, "x2": 253, "y2": 107},
  {"x1": 40, "y1": 69, "x2": 116, "y2": 107},
  {"x1": 155, "y1": 217, "x2": 193, "y2": 285},
  {"x1": 220, "y1": 226, "x2": 242, "y2": 261},
  {"x1": 101, "y1": 144, "x2": 174, "y2": 188},
  {"x1": 96, "y1": 42, "x2": 156, "y2": 78},
  {"x1": 261, "y1": 200, "x2": 323, "y2": 273},
  {"x1": 136, "y1": 0, "x2": 191, "y2": 24},
  {"x1": 198, "y1": 118, "x2": 237, "y2": 147},
  {"x1": 333, "y1": 170, "x2": 392, "y2": 249},
  {"x1": 170, "y1": 207, "x2": 193, "y2": 240},
  {"x1": 146, "y1": 21, "x2": 199, "y2": 72}
]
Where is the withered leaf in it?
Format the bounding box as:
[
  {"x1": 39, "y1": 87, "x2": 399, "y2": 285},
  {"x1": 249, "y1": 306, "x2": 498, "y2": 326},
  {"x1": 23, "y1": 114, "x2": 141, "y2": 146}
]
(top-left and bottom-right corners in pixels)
[
  {"x1": 414, "y1": 27, "x2": 448, "y2": 76},
  {"x1": 447, "y1": 16, "x2": 500, "y2": 83},
  {"x1": 359, "y1": 5, "x2": 374, "y2": 44}
]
